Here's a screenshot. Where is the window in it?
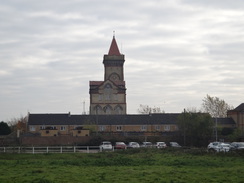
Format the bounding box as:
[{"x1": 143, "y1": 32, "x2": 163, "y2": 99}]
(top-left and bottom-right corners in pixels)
[
  {"x1": 115, "y1": 105, "x2": 123, "y2": 114},
  {"x1": 40, "y1": 126, "x2": 45, "y2": 130},
  {"x1": 104, "y1": 105, "x2": 112, "y2": 114},
  {"x1": 98, "y1": 94, "x2": 103, "y2": 101},
  {"x1": 104, "y1": 84, "x2": 112, "y2": 100},
  {"x1": 141, "y1": 125, "x2": 147, "y2": 131},
  {"x1": 29, "y1": 126, "x2": 36, "y2": 131},
  {"x1": 60, "y1": 126, "x2": 66, "y2": 131},
  {"x1": 95, "y1": 105, "x2": 102, "y2": 114},
  {"x1": 164, "y1": 125, "x2": 170, "y2": 131},
  {"x1": 116, "y1": 126, "x2": 122, "y2": 131},
  {"x1": 99, "y1": 126, "x2": 106, "y2": 131},
  {"x1": 155, "y1": 125, "x2": 160, "y2": 131}
]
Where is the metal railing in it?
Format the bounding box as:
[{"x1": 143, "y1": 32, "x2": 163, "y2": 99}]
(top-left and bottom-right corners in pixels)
[{"x1": 0, "y1": 146, "x2": 104, "y2": 154}]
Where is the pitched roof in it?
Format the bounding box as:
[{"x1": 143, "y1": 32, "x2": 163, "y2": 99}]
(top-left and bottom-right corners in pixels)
[
  {"x1": 27, "y1": 113, "x2": 236, "y2": 126},
  {"x1": 28, "y1": 113, "x2": 179, "y2": 126},
  {"x1": 89, "y1": 81, "x2": 103, "y2": 86},
  {"x1": 233, "y1": 103, "x2": 244, "y2": 112},
  {"x1": 216, "y1": 118, "x2": 236, "y2": 125},
  {"x1": 108, "y1": 36, "x2": 121, "y2": 56}
]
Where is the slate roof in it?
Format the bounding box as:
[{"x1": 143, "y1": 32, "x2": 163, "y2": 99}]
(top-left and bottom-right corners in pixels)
[
  {"x1": 233, "y1": 103, "x2": 244, "y2": 112},
  {"x1": 216, "y1": 118, "x2": 236, "y2": 125},
  {"x1": 28, "y1": 113, "x2": 180, "y2": 126},
  {"x1": 28, "y1": 113, "x2": 236, "y2": 126}
]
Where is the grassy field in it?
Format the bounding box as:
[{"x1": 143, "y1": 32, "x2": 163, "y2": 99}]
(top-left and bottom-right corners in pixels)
[{"x1": 0, "y1": 148, "x2": 244, "y2": 183}]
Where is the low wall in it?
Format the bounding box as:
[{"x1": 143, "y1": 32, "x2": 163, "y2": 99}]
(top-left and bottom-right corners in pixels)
[{"x1": 20, "y1": 136, "x2": 92, "y2": 146}]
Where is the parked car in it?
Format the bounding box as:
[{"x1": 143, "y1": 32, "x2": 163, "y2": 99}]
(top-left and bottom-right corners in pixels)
[
  {"x1": 230, "y1": 142, "x2": 244, "y2": 151},
  {"x1": 127, "y1": 142, "x2": 140, "y2": 148},
  {"x1": 99, "y1": 141, "x2": 113, "y2": 151},
  {"x1": 207, "y1": 142, "x2": 221, "y2": 151},
  {"x1": 141, "y1": 142, "x2": 153, "y2": 148},
  {"x1": 219, "y1": 143, "x2": 231, "y2": 152},
  {"x1": 115, "y1": 142, "x2": 127, "y2": 149},
  {"x1": 207, "y1": 142, "x2": 230, "y2": 152},
  {"x1": 169, "y1": 142, "x2": 181, "y2": 148},
  {"x1": 156, "y1": 142, "x2": 167, "y2": 148}
]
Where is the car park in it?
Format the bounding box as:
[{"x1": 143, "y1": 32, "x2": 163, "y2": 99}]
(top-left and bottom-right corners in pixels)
[
  {"x1": 115, "y1": 142, "x2": 127, "y2": 149},
  {"x1": 127, "y1": 142, "x2": 140, "y2": 148},
  {"x1": 156, "y1": 142, "x2": 167, "y2": 148},
  {"x1": 99, "y1": 141, "x2": 113, "y2": 151},
  {"x1": 169, "y1": 142, "x2": 181, "y2": 148}
]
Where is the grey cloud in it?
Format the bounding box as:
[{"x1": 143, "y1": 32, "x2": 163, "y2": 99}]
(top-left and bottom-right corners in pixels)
[{"x1": 1, "y1": 0, "x2": 244, "y2": 121}]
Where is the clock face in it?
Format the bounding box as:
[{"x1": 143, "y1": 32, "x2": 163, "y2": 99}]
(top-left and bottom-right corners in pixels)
[{"x1": 110, "y1": 74, "x2": 119, "y2": 81}]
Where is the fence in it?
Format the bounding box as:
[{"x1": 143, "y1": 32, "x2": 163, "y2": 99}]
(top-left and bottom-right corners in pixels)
[{"x1": 0, "y1": 146, "x2": 106, "y2": 154}]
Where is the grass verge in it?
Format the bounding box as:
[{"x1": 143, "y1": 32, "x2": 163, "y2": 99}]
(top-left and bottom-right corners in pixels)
[{"x1": 0, "y1": 148, "x2": 243, "y2": 183}]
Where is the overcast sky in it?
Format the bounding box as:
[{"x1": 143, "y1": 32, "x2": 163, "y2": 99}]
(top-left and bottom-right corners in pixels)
[{"x1": 1, "y1": 0, "x2": 244, "y2": 122}]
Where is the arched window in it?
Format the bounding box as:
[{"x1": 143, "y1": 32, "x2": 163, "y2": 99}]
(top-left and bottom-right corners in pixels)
[
  {"x1": 94, "y1": 105, "x2": 102, "y2": 114},
  {"x1": 104, "y1": 83, "x2": 112, "y2": 100},
  {"x1": 104, "y1": 105, "x2": 112, "y2": 114},
  {"x1": 114, "y1": 105, "x2": 123, "y2": 114}
]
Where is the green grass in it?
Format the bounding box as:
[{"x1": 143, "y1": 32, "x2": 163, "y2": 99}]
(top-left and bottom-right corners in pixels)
[{"x1": 0, "y1": 148, "x2": 244, "y2": 183}]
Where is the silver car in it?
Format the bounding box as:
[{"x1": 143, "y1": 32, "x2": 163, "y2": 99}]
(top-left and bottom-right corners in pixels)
[
  {"x1": 156, "y1": 142, "x2": 167, "y2": 148},
  {"x1": 127, "y1": 142, "x2": 140, "y2": 148}
]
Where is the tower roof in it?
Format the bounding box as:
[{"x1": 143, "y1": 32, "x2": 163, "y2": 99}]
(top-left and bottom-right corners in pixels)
[{"x1": 108, "y1": 36, "x2": 121, "y2": 56}]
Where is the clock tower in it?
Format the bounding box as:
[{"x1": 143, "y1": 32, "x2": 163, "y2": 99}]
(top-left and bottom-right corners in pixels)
[
  {"x1": 103, "y1": 36, "x2": 125, "y2": 82},
  {"x1": 89, "y1": 36, "x2": 126, "y2": 115}
]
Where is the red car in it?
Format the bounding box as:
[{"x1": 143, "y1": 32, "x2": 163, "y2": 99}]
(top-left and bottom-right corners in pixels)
[{"x1": 115, "y1": 142, "x2": 127, "y2": 149}]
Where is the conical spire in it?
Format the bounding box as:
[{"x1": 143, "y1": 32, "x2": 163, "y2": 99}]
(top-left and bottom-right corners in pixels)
[{"x1": 108, "y1": 35, "x2": 121, "y2": 56}]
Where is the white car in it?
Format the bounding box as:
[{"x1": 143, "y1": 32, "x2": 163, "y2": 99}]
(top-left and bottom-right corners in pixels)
[
  {"x1": 156, "y1": 142, "x2": 167, "y2": 148},
  {"x1": 230, "y1": 142, "x2": 244, "y2": 151},
  {"x1": 99, "y1": 141, "x2": 113, "y2": 151},
  {"x1": 208, "y1": 142, "x2": 230, "y2": 152},
  {"x1": 127, "y1": 142, "x2": 140, "y2": 148},
  {"x1": 169, "y1": 142, "x2": 181, "y2": 148},
  {"x1": 219, "y1": 143, "x2": 231, "y2": 152}
]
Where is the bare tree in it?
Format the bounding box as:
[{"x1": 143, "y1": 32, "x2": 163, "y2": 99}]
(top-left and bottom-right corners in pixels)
[
  {"x1": 137, "y1": 104, "x2": 165, "y2": 114},
  {"x1": 201, "y1": 94, "x2": 233, "y2": 118},
  {"x1": 7, "y1": 116, "x2": 27, "y2": 133}
]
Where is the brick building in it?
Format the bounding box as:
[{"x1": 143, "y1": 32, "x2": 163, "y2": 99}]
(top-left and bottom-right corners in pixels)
[{"x1": 89, "y1": 36, "x2": 126, "y2": 115}]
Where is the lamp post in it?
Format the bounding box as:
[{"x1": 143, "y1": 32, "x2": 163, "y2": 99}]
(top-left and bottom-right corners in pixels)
[
  {"x1": 215, "y1": 117, "x2": 218, "y2": 142},
  {"x1": 96, "y1": 107, "x2": 98, "y2": 136},
  {"x1": 242, "y1": 110, "x2": 244, "y2": 138},
  {"x1": 183, "y1": 108, "x2": 186, "y2": 146},
  {"x1": 215, "y1": 108, "x2": 219, "y2": 142}
]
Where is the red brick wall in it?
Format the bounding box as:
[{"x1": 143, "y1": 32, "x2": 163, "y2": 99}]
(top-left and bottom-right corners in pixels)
[{"x1": 20, "y1": 136, "x2": 92, "y2": 146}]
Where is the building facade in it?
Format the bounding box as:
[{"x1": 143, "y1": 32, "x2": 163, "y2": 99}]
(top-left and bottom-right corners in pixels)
[
  {"x1": 27, "y1": 113, "x2": 179, "y2": 137},
  {"x1": 89, "y1": 36, "x2": 126, "y2": 115},
  {"x1": 227, "y1": 103, "x2": 244, "y2": 135}
]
